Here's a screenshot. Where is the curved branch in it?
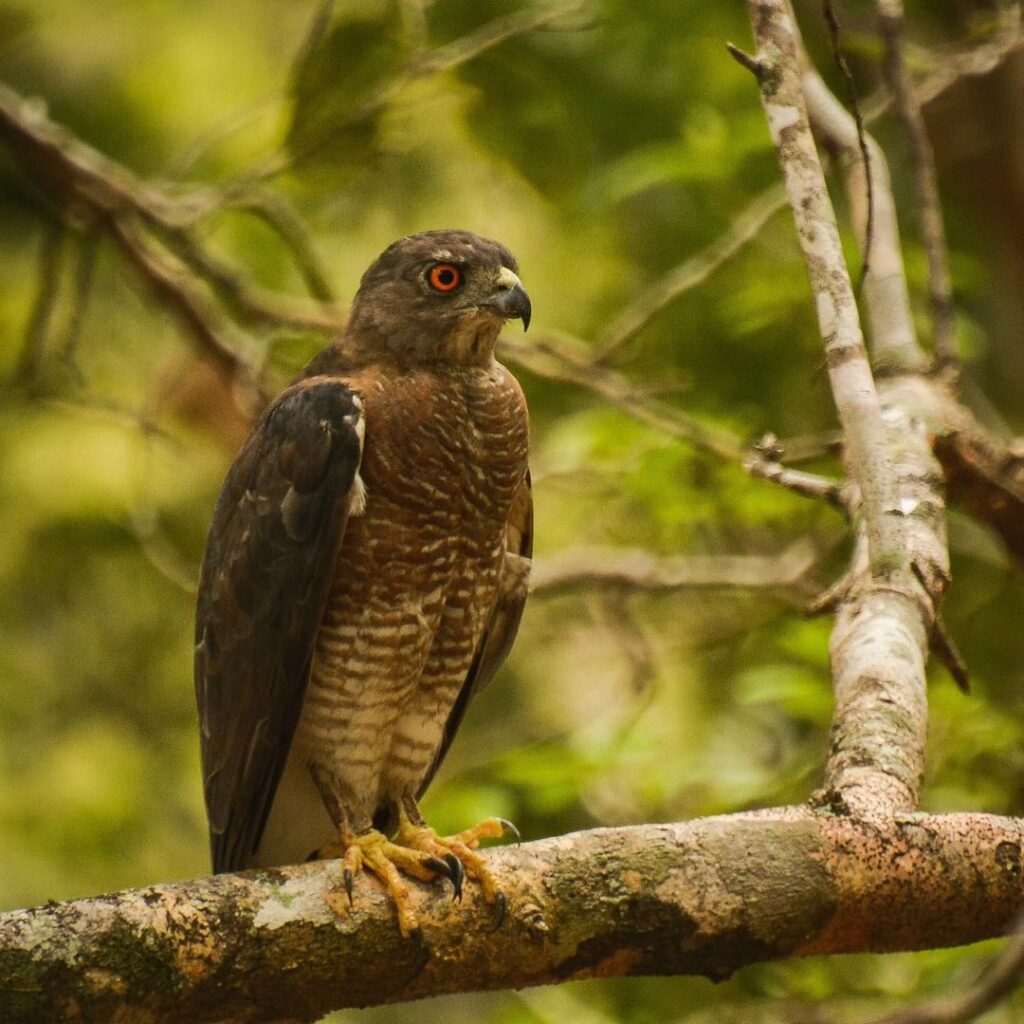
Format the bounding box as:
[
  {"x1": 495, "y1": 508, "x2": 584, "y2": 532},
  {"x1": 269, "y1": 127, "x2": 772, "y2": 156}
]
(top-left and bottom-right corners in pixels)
[
  {"x1": 499, "y1": 332, "x2": 745, "y2": 462},
  {"x1": 530, "y1": 542, "x2": 819, "y2": 599},
  {"x1": 1, "y1": 812, "x2": 1021, "y2": 1024}
]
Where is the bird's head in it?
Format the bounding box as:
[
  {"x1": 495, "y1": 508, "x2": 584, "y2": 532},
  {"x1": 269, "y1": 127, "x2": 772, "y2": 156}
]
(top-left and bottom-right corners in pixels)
[{"x1": 345, "y1": 230, "x2": 531, "y2": 366}]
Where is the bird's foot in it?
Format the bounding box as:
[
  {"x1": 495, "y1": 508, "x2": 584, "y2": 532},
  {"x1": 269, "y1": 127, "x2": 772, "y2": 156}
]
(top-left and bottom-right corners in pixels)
[
  {"x1": 319, "y1": 829, "x2": 453, "y2": 938},
  {"x1": 319, "y1": 816, "x2": 518, "y2": 937},
  {"x1": 394, "y1": 816, "x2": 519, "y2": 926}
]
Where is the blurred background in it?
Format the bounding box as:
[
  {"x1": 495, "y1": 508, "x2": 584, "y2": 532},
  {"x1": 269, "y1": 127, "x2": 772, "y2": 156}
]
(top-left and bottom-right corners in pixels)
[{"x1": 1, "y1": 0, "x2": 1024, "y2": 1020}]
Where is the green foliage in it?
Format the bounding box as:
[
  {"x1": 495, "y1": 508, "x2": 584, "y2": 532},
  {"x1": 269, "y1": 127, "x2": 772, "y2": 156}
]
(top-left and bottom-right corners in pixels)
[
  {"x1": 2, "y1": 1, "x2": 1024, "y2": 1022},
  {"x1": 287, "y1": 0, "x2": 410, "y2": 178}
]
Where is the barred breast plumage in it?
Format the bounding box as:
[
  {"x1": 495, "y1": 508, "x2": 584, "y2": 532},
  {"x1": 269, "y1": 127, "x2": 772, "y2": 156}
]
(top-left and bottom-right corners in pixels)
[{"x1": 254, "y1": 362, "x2": 529, "y2": 866}]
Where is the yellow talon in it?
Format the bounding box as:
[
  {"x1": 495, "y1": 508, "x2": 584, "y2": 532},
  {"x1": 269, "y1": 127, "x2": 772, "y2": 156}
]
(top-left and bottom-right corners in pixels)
[{"x1": 317, "y1": 812, "x2": 518, "y2": 936}]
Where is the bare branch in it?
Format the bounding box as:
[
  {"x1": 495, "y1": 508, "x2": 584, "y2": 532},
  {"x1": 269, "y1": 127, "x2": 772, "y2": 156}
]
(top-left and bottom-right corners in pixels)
[
  {"x1": 152, "y1": 221, "x2": 344, "y2": 333},
  {"x1": 1, "y1": 812, "x2": 1022, "y2": 1024},
  {"x1": 0, "y1": 82, "x2": 339, "y2": 389},
  {"x1": 822, "y1": 0, "x2": 876, "y2": 290},
  {"x1": 592, "y1": 183, "x2": 788, "y2": 365},
  {"x1": 742, "y1": 0, "x2": 949, "y2": 818},
  {"x1": 877, "y1": 0, "x2": 958, "y2": 380},
  {"x1": 500, "y1": 332, "x2": 745, "y2": 462},
  {"x1": 746, "y1": 436, "x2": 846, "y2": 507},
  {"x1": 530, "y1": 541, "x2": 819, "y2": 600},
  {"x1": 802, "y1": 69, "x2": 930, "y2": 373},
  {"x1": 744, "y1": 0, "x2": 906, "y2": 577}
]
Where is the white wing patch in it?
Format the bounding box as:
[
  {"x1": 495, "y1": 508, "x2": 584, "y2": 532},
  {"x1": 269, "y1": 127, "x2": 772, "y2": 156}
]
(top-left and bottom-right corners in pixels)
[{"x1": 349, "y1": 472, "x2": 368, "y2": 517}]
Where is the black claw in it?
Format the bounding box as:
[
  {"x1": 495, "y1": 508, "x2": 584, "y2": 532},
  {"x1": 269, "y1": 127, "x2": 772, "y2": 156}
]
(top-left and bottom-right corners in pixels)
[
  {"x1": 498, "y1": 818, "x2": 521, "y2": 845},
  {"x1": 443, "y1": 854, "x2": 464, "y2": 901},
  {"x1": 343, "y1": 868, "x2": 354, "y2": 907},
  {"x1": 423, "y1": 855, "x2": 452, "y2": 880},
  {"x1": 409, "y1": 925, "x2": 424, "y2": 946},
  {"x1": 486, "y1": 892, "x2": 507, "y2": 933}
]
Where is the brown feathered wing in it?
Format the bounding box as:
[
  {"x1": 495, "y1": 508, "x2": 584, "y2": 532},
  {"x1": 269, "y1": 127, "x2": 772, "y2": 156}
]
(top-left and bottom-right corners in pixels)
[{"x1": 194, "y1": 379, "x2": 364, "y2": 873}]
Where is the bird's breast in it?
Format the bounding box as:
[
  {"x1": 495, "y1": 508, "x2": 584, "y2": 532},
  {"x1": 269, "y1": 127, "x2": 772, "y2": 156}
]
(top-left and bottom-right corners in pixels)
[
  {"x1": 355, "y1": 361, "x2": 529, "y2": 536},
  {"x1": 293, "y1": 362, "x2": 528, "y2": 795}
]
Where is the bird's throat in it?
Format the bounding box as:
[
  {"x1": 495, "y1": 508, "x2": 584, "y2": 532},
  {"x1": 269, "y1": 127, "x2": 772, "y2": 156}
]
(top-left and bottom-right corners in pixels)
[{"x1": 441, "y1": 312, "x2": 503, "y2": 365}]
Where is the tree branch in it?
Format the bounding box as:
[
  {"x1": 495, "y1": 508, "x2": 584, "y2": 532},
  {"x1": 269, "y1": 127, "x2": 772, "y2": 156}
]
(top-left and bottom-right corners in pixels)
[
  {"x1": 529, "y1": 541, "x2": 819, "y2": 600},
  {"x1": 499, "y1": 332, "x2": 746, "y2": 462},
  {"x1": 742, "y1": 0, "x2": 938, "y2": 819},
  {"x1": 740, "y1": 4, "x2": 905, "y2": 575},
  {"x1": 0, "y1": 82, "x2": 342, "y2": 387},
  {"x1": 877, "y1": 0, "x2": 958, "y2": 380},
  {"x1": 801, "y1": 65, "x2": 930, "y2": 374},
  {"x1": 591, "y1": 183, "x2": 789, "y2": 365},
  {"x1": 1, "y1": 812, "x2": 1022, "y2": 1024}
]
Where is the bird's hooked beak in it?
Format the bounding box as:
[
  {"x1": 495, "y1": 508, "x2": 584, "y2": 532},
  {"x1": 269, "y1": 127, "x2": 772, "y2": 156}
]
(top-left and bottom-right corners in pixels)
[{"x1": 484, "y1": 265, "x2": 532, "y2": 331}]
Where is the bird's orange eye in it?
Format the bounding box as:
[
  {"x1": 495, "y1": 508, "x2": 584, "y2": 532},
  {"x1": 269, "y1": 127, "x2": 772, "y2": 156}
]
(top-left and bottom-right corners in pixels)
[{"x1": 428, "y1": 263, "x2": 462, "y2": 292}]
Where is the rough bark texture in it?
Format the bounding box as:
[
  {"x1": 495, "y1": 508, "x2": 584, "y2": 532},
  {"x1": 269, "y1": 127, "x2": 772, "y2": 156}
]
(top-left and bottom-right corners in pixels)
[
  {"x1": 1, "y1": 812, "x2": 1021, "y2": 1024},
  {"x1": 743, "y1": 0, "x2": 941, "y2": 821},
  {"x1": 745, "y1": 0, "x2": 904, "y2": 576}
]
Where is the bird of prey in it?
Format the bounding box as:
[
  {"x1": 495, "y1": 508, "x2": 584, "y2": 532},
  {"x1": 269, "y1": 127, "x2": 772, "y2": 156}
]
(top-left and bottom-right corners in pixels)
[{"x1": 194, "y1": 230, "x2": 532, "y2": 936}]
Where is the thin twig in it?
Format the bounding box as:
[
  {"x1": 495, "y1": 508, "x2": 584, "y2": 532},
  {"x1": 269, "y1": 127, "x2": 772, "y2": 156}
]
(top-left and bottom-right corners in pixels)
[
  {"x1": 589, "y1": 590, "x2": 657, "y2": 695},
  {"x1": 929, "y1": 611, "x2": 970, "y2": 694},
  {"x1": 129, "y1": 506, "x2": 201, "y2": 594},
  {"x1": 802, "y1": 68, "x2": 930, "y2": 372},
  {"x1": 822, "y1": 0, "x2": 875, "y2": 290},
  {"x1": 221, "y1": 190, "x2": 337, "y2": 302},
  {"x1": 592, "y1": 183, "x2": 788, "y2": 365},
  {"x1": 253, "y1": 0, "x2": 589, "y2": 180},
  {"x1": 500, "y1": 332, "x2": 745, "y2": 462},
  {"x1": 898, "y1": 4, "x2": 1022, "y2": 112},
  {"x1": 746, "y1": 439, "x2": 846, "y2": 508},
  {"x1": 877, "y1": 0, "x2": 958, "y2": 381}
]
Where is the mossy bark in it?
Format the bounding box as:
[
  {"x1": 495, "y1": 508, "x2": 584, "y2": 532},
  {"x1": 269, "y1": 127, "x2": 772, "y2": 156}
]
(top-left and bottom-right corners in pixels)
[{"x1": 1, "y1": 811, "x2": 1021, "y2": 1024}]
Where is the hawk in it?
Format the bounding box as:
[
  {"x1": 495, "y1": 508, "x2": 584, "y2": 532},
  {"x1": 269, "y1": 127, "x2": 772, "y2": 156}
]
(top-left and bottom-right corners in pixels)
[{"x1": 194, "y1": 230, "x2": 532, "y2": 935}]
